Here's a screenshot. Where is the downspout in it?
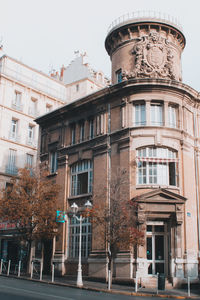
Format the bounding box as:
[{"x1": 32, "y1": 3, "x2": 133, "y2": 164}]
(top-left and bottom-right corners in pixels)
[
  {"x1": 193, "y1": 108, "x2": 200, "y2": 258},
  {"x1": 107, "y1": 102, "x2": 111, "y2": 289}
]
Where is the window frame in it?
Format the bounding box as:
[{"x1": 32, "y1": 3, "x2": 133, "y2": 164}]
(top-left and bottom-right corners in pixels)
[
  {"x1": 50, "y1": 151, "x2": 58, "y2": 174},
  {"x1": 134, "y1": 102, "x2": 146, "y2": 126},
  {"x1": 70, "y1": 160, "x2": 93, "y2": 196},
  {"x1": 68, "y1": 216, "x2": 91, "y2": 259},
  {"x1": 150, "y1": 102, "x2": 163, "y2": 126},
  {"x1": 137, "y1": 147, "x2": 178, "y2": 187}
]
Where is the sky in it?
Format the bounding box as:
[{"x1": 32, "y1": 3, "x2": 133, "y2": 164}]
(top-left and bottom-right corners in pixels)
[{"x1": 0, "y1": 0, "x2": 200, "y2": 90}]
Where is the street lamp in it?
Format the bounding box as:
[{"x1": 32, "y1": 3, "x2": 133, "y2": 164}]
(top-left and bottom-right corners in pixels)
[{"x1": 70, "y1": 200, "x2": 92, "y2": 287}]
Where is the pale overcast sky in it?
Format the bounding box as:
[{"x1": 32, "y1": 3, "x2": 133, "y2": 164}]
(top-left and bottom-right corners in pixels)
[{"x1": 0, "y1": 0, "x2": 200, "y2": 90}]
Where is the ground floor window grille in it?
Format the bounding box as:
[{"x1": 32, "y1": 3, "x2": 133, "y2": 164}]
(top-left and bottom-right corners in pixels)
[{"x1": 68, "y1": 217, "x2": 91, "y2": 259}]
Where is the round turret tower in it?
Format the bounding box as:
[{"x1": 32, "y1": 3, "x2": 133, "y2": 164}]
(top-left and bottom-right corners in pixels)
[{"x1": 105, "y1": 11, "x2": 185, "y2": 84}]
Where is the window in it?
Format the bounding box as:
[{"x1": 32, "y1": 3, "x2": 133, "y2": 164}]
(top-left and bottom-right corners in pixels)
[
  {"x1": 6, "y1": 149, "x2": 18, "y2": 175},
  {"x1": 79, "y1": 122, "x2": 85, "y2": 142},
  {"x1": 68, "y1": 217, "x2": 91, "y2": 258},
  {"x1": 28, "y1": 125, "x2": 34, "y2": 145},
  {"x1": 71, "y1": 160, "x2": 93, "y2": 196},
  {"x1": 116, "y1": 69, "x2": 122, "y2": 83},
  {"x1": 135, "y1": 103, "x2": 146, "y2": 126},
  {"x1": 168, "y1": 105, "x2": 177, "y2": 128},
  {"x1": 137, "y1": 147, "x2": 177, "y2": 186},
  {"x1": 89, "y1": 119, "x2": 94, "y2": 139},
  {"x1": 29, "y1": 98, "x2": 38, "y2": 117},
  {"x1": 10, "y1": 119, "x2": 18, "y2": 141},
  {"x1": 71, "y1": 124, "x2": 76, "y2": 145},
  {"x1": 26, "y1": 154, "x2": 33, "y2": 169},
  {"x1": 12, "y1": 91, "x2": 22, "y2": 111},
  {"x1": 76, "y1": 84, "x2": 79, "y2": 92},
  {"x1": 50, "y1": 151, "x2": 58, "y2": 174},
  {"x1": 150, "y1": 102, "x2": 163, "y2": 126}
]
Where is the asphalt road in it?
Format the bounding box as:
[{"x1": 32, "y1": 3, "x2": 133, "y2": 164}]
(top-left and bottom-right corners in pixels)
[{"x1": 0, "y1": 276, "x2": 190, "y2": 300}]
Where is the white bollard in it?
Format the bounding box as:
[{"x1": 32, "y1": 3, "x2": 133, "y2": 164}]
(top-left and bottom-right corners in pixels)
[
  {"x1": 188, "y1": 276, "x2": 191, "y2": 297},
  {"x1": 7, "y1": 260, "x2": 11, "y2": 276},
  {"x1": 157, "y1": 273, "x2": 159, "y2": 295},
  {"x1": 40, "y1": 261, "x2": 43, "y2": 281},
  {"x1": 135, "y1": 272, "x2": 138, "y2": 293},
  {"x1": 18, "y1": 261, "x2": 21, "y2": 277},
  {"x1": 52, "y1": 264, "x2": 54, "y2": 282},
  {"x1": 30, "y1": 261, "x2": 33, "y2": 279},
  {"x1": 0, "y1": 259, "x2": 3, "y2": 274},
  {"x1": 108, "y1": 270, "x2": 111, "y2": 290}
]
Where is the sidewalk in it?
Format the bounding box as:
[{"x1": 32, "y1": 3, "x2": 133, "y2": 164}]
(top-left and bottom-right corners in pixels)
[{"x1": 12, "y1": 273, "x2": 200, "y2": 299}]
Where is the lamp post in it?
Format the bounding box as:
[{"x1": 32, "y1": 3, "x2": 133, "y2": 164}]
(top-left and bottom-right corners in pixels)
[{"x1": 70, "y1": 200, "x2": 92, "y2": 288}]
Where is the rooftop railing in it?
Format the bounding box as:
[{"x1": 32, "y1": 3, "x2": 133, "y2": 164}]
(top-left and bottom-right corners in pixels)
[{"x1": 107, "y1": 11, "x2": 183, "y2": 35}]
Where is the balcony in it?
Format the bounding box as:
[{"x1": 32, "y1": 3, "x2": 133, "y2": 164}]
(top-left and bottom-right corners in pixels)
[
  {"x1": 28, "y1": 107, "x2": 39, "y2": 117},
  {"x1": 5, "y1": 165, "x2": 18, "y2": 176},
  {"x1": 26, "y1": 138, "x2": 37, "y2": 148},
  {"x1": 11, "y1": 102, "x2": 23, "y2": 112},
  {"x1": 9, "y1": 132, "x2": 21, "y2": 143}
]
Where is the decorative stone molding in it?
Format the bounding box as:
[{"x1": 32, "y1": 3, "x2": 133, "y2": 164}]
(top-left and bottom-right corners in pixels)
[{"x1": 122, "y1": 32, "x2": 179, "y2": 81}]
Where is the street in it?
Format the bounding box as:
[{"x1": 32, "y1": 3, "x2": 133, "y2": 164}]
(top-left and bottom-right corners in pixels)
[{"x1": 0, "y1": 276, "x2": 191, "y2": 300}]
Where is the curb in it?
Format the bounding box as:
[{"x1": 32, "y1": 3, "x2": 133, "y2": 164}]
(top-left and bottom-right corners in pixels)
[{"x1": 1, "y1": 274, "x2": 199, "y2": 299}]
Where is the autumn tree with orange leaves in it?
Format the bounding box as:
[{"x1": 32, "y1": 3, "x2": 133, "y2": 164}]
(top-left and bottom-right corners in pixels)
[
  {"x1": 91, "y1": 168, "x2": 144, "y2": 288},
  {"x1": 0, "y1": 168, "x2": 60, "y2": 271}
]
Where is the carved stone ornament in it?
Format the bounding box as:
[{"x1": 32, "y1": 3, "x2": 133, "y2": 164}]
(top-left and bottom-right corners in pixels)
[{"x1": 122, "y1": 32, "x2": 177, "y2": 81}]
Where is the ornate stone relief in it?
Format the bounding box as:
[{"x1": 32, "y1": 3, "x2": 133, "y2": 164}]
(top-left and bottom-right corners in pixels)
[{"x1": 122, "y1": 32, "x2": 178, "y2": 81}]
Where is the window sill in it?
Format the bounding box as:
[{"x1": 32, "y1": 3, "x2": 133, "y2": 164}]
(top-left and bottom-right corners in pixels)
[
  {"x1": 136, "y1": 184, "x2": 179, "y2": 190},
  {"x1": 47, "y1": 172, "x2": 58, "y2": 177},
  {"x1": 68, "y1": 193, "x2": 92, "y2": 200}
]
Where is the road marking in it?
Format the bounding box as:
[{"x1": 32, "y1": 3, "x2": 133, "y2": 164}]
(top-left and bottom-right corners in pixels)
[{"x1": 0, "y1": 283, "x2": 76, "y2": 300}]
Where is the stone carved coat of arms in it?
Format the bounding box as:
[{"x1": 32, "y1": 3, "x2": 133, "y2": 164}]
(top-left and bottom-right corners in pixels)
[{"x1": 122, "y1": 32, "x2": 178, "y2": 81}]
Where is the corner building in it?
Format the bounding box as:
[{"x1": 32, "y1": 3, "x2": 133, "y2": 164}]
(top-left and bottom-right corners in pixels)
[{"x1": 36, "y1": 13, "x2": 200, "y2": 286}]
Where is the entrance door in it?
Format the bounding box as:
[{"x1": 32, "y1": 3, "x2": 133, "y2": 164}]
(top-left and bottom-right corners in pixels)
[{"x1": 146, "y1": 222, "x2": 167, "y2": 275}]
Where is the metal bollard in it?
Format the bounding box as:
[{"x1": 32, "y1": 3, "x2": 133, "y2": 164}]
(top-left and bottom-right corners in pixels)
[
  {"x1": 18, "y1": 261, "x2": 21, "y2": 277},
  {"x1": 108, "y1": 270, "x2": 111, "y2": 290},
  {"x1": 40, "y1": 261, "x2": 43, "y2": 281},
  {"x1": 188, "y1": 276, "x2": 190, "y2": 297},
  {"x1": 156, "y1": 273, "x2": 159, "y2": 294},
  {"x1": 52, "y1": 264, "x2": 54, "y2": 282},
  {"x1": 0, "y1": 259, "x2": 3, "y2": 274},
  {"x1": 135, "y1": 272, "x2": 138, "y2": 293},
  {"x1": 7, "y1": 260, "x2": 11, "y2": 276},
  {"x1": 30, "y1": 261, "x2": 33, "y2": 279}
]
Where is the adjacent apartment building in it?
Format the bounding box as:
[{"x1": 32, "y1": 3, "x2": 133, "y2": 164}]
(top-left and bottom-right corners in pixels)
[
  {"x1": 36, "y1": 12, "x2": 200, "y2": 287},
  {"x1": 0, "y1": 51, "x2": 109, "y2": 266}
]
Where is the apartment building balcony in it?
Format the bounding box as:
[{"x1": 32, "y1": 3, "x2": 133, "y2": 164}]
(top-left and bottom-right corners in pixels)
[
  {"x1": 9, "y1": 132, "x2": 21, "y2": 143},
  {"x1": 11, "y1": 102, "x2": 23, "y2": 112},
  {"x1": 5, "y1": 165, "x2": 18, "y2": 176},
  {"x1": 28, "y1": 107, "x2": 39, "y2": 117},
  {"x1": 26, "y1": 138, "x2": 37, "y2": 148}
]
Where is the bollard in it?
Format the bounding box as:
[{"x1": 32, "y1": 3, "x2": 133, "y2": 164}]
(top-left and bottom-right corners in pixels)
[
  {"x1": 30, "y1": 261, "x2": 33, "y2": 279},
  {"x1": 52, "y1": 264, "x2": 54, "y2": 283},
  {"x1": 135, "y1": 272, "x2": 138, "y2": 293},
  {"x1": 156, "y1": 273, "x2": 159, "y2": 294},
  {"x1": 18, "y1": 261, "x2": 21, "y2": 277},
  {"x1": 40, "y1": 261, "x2": 43, "y2": 281},
  {"x1": 108, "y1": 270, "x2": 111, "y2": 290},
  {"x1": 0, "y1": 259, "x2": 3, "y2": 274},
  {"x1": 188, "y1": 276, "x2": 190, "y2": 297},
  {"x1": 7, "y1": 260, "x2": 11, "y2": 276}
]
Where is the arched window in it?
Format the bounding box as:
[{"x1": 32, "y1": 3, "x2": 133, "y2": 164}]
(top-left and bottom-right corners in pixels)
[
  {"x1": 70, "y1": 160, "x2": 93, "y2": 196},
  {"x1": 136, "y1": 147, "x2": 178, "y2": 186}
]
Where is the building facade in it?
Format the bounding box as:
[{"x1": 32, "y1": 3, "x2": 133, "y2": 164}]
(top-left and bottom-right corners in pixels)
[
  {"x1": 37, "y1": 13, "x2": 200, "y2": 286},
  {"x1": 0, "y1": 51, "x2": 109, "y2": 269}
]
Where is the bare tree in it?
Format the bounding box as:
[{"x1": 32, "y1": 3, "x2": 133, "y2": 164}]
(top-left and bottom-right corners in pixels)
[{"x1": 91, "y1": 168, "x2": 144, "y2": 288}]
